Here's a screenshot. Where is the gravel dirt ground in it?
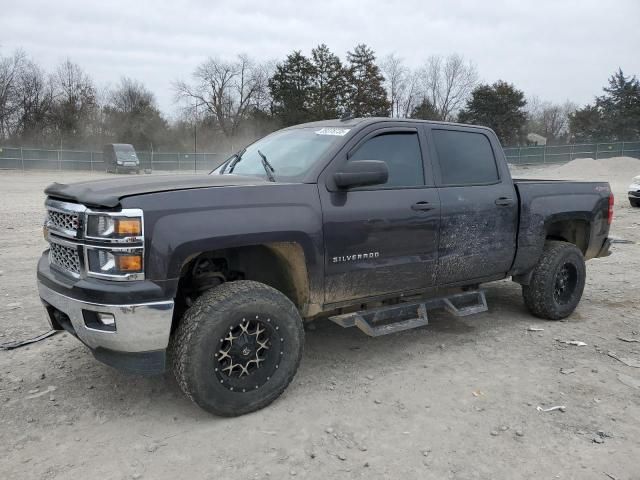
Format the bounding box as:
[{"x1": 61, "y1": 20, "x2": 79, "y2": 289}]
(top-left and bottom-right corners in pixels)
[{"x1": 1, "y1": 159, "x2": 639, "y2": 480}]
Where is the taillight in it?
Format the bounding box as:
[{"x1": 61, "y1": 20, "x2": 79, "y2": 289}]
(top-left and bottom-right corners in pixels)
[{"x1": 608, "y1": 193, "x2": 614, "y2": 225}]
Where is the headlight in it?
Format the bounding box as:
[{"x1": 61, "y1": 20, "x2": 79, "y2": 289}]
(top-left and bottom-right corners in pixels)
[
  {"x1": 86, "y1": 248, "x2": 143, "y2": 278},
  {"x1": 84, "y1": 209, "x2": 144, "y2": 280},
  {"x1": 86, "y1": 214, "x2": 142, "y2": 240}
]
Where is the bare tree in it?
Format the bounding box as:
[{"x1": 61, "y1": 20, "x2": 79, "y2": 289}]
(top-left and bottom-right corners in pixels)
[
  {"x1": 418, "y1": 54, "x2": 478, "y2": 121},
  {"x1": 15, "y1": 58, "x2": 54, "y2": 139},
  {"x1": 527, "y1": 96, "x2": 577, "y2": 143},
  {"x1": 51, "y1": 59, "x2": 97, "y2": 144},
  {"x1": 0, "y1": 49, "x2": 27, "y2": 139},
  {"x1": 381, "y1": 53, "x2": 408, "y2": 117},
  {"x1": 399, "y1": 70, "x2": 421, "y2": 118},
  {"x1": 103, "y1": 77, "x2": 168, "y2": 149},
  {"x1": 381, "y1": 53, "x2": 427, "y2": 118},
  {"x1": 174, "y1": 54, "x2": 270, "y2": 138},
  {"x1": 109, "y1": 77, "x2": 155, "y2": 113}
]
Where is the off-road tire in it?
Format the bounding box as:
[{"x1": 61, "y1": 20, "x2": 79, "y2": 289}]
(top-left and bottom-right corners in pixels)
[
  {"x1": 630, "y1": 198, "x2": 640, "y2": 208},
  {"x1": 522, "y1": 241, "x2": 586, "y2": 320},
  {"x1": 172, "y1": 281, "x2": 304, "y2": 416}
]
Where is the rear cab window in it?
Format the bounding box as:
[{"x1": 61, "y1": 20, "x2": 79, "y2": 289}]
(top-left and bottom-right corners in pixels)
[{"x1": 432, "y1": 129, "x2": 499, "y2": 186}]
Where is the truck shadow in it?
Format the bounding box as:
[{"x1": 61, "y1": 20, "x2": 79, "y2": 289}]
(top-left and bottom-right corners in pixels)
[
  {"x1": 70, "y1": 281, "x2": 540, "y2": 418},
  {"x1": 305, "y1": 281, "x2": 531, "y2": 350}
]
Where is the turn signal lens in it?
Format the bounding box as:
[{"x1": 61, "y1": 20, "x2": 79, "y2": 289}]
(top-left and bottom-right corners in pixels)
[
  {"x1": 115, "y1": 254, "x2": 142, "y2": 272},
  {"x1": 115, "y1": 218, "x2": 142, "y2": 236}
]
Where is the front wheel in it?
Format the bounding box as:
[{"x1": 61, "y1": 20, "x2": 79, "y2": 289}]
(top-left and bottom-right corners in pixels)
[
  {"x1": 522, "y1": 241, "x2": 586, "y2": 320},
  {"x1": 630, "y1": 198, "x2": 640, "y2": 208},
  {"x1": 172, "y1": 281, "x2": 304, "y2": 416}
]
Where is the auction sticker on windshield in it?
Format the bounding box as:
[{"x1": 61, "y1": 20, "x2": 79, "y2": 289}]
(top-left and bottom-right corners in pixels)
[{"x1": 315, "y1": 127, "x2": 350, "y2": 136}]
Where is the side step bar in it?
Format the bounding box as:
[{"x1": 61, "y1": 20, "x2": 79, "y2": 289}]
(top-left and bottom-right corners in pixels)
[{"x1": 329, "y1": 290, "x2": 487, "y2": 337}]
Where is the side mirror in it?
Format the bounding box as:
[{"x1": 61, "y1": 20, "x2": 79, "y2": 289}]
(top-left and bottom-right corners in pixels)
[{"x1": 333, "y1": 160, "x2": 389, "y2": 189}]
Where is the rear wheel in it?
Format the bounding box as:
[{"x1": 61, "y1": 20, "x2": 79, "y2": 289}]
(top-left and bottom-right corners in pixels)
[
  {"x1": 630, "y1": 198, "x2": 640, "y2": 208},
  {"x1": 522, "y1": 241, "x2": 586, "y2": 320},
  {"x1": 172, "y1": 281, "x2": 304, "y2": 416}
]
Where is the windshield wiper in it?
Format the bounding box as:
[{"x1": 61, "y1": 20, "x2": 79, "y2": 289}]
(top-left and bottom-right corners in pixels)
[
  {"x1": 215, "y1": 155, "x2": 234, "y2": 175},
  {"x1": 224, "y1": 147, "x2": 247, "y2": 174},
  {"x1": 216, "y1": 152, "x2": 237, "y2": 174},
  {"x1": 257, "y1": 149, "x2": 276, "y2": 182}
]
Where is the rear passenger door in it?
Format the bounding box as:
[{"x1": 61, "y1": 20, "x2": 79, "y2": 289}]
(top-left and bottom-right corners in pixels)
[{"x1": 426, "y1": 126, "x2": 518, "y2": 285}]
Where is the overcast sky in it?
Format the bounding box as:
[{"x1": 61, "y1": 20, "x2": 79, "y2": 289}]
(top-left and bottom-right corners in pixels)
[{"x1": 2, "y1": 0, "x2": 639, "y2": 116}]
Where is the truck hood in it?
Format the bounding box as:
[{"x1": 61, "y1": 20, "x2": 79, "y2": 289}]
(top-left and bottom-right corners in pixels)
[{"x1": 44, "y1": 174, "x2": 268, "y2": 208}]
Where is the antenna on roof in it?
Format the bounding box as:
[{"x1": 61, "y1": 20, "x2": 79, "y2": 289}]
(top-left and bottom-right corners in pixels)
[{"x1": 340, "y1": 110, "x2": 354, "y2": 122}]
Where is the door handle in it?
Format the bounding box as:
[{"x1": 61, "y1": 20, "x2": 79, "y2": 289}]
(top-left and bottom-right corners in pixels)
[
  {"x1": 411, "y1": 201, "x2": 434, "y2": 211},
  {"x1": 495, "y1": 197, "x2": 514, "y2": 206}
]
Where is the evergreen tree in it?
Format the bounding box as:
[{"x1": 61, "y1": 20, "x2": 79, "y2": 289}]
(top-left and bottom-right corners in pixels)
[
  {"x1": 597, "y1": 69, "x2": 640, "y2": 141},
  {"x1": 309, "y1": 44, "x2": 346, "y2": 120},
  {"x1": 410, "y1": 98, "x2": 439, "y2": 120},
  {"x1": 345, "y1": 44, "x2": 390, "y2": 117},
  {"x1": 568, "y1": 105, "x2": 602, "y2": 143},
  {"x1": 268, "y1": 51, "x2": 316, "y2": 126},
  {"x1": 458, "y1": 81, "x2": 527, "y2": 145},
  {"x1": 569, "y1": 69, "x2": 640, "y2": 142}
]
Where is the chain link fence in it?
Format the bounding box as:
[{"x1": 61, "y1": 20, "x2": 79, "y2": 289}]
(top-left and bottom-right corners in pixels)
[
  {"x1": 504, "y1": 141, "x2": 640, "y2": 165},
  {"x1": 2, "y1": 141, "x2": 640, "y2": 172},
  {"x1": 0, "y1": 146, "x2": 227, "y2": 172}
]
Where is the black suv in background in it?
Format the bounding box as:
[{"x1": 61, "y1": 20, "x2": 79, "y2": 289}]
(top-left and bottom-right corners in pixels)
[{"x1": 103, "y1": 143, "x2": 140, "y2": 173}]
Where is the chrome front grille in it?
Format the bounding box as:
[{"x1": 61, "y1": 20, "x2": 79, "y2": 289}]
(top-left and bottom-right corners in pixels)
[
  {"x1": 50, "y1": 242, "x2": 81, "y2": 276},
  {"x1": 43, "y1": 198, "x2": 144, "y2": 281},
  {"x1": 47, "y1": 209, "x2": 80, "y2": 233}
]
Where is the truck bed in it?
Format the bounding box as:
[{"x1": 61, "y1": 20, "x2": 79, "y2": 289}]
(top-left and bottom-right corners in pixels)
[{"x1": 510, "y1": 178, "x2": 611, "y2": 275}]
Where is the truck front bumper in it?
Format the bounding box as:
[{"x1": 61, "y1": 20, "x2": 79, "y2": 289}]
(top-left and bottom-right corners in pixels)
[{"x1": 37, "y1": 257, "x2": 174, "y2": 375}]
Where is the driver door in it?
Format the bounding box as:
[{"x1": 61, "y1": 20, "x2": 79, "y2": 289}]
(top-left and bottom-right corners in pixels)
[{"x1": 318, "y1": 125, "x2": 441, "y2": 306}]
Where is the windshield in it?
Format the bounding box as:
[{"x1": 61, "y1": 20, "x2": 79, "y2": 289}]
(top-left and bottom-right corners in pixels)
[
  {"x1": 115, "y1": 146, "x2": 138, "y2": 161},
  {"x1": 213, "y1": 127, "x2": 348, "y2": 180}
]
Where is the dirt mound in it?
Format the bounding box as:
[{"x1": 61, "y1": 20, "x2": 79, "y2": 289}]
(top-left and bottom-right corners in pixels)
[
  {"x1": 513, "y1": 157, "x2": 640, "y2": 197},
  {"x1": 544, "y1": 156, "x2": 640, "y2": 181}
]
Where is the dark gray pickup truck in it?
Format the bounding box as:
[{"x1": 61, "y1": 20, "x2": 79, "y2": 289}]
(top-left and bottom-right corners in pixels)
[{"x1": 37, "y1": 118, "x2": 613, "y2": 416}]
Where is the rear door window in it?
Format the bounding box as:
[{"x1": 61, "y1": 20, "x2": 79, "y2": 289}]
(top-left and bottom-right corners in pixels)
[{"x1": 432, "y1": 129, "x2": 499, "y2": 185}]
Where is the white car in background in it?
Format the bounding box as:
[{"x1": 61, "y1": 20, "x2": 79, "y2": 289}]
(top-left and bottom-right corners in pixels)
[{"x1": 629, "y1": 175, "x2": 640, "y2": 208}]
